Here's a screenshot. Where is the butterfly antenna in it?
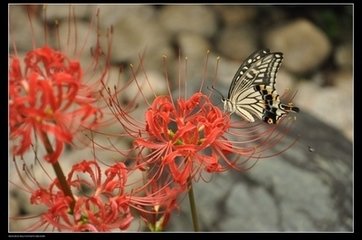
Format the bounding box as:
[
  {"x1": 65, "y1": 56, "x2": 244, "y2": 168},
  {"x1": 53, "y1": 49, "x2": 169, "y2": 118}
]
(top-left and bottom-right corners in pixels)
[{"x1": 207, "y1": 85, "x2": 225, "y2": 101}]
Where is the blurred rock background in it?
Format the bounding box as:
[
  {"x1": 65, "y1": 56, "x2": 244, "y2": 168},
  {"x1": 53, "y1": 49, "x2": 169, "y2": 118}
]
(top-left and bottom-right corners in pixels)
[{"x1": 9, "y1": 4, "x2": 353, "y2": 232}]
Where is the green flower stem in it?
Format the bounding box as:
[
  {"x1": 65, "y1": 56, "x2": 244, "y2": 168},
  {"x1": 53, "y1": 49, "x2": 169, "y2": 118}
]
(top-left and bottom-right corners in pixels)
[
  {"x1": 41, "y1": 132, "x2": 75, "y2": 211},
  {"x1": 188, "y1": 180, "x2": 200, "y2": 232}
]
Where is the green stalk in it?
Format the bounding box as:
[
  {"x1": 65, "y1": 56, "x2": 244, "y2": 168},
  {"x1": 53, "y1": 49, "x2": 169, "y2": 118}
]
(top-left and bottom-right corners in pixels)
[
  {"x1": 188, "y1": 180, "x2": 200, "y2": 232},
  {"x1": 41, "y1": 131, "x2": 75, "y2": 211}
]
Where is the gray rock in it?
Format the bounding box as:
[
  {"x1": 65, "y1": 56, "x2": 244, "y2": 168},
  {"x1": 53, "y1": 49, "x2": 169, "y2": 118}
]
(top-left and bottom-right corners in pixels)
[
  {"x1": 247, "y1": 156, "x2": 338, "y2": 231},
  {"x1": 96, "y1": 5, "x2": 156, "y2": 29},
  {"x1": 178, "y1": 33, "x2": 211, "y2": 60},
  {"x1": 9, "y1": 216, "x2": 39, "y2": 232},
  {"x1": 273, "y1": 70, "x2": 299, "y2": 94},
  {"x1": 213, "y1": 5, "x2": 257, "y2": 26},
  {"x1": 264, "y1": 19, "x2": 332, "y2": 74},
  {"x1": 212, "y1": 56, "x2": 240, "y2": 88},
  {"x1": 9, "y1": 5, "x2": 44, "y2": 52},
  {"x1": 159, "y1": 5, "x2": 218, "y2": 38},
  {"x1": 222, "y1": 184, "x2": 279, "y2": 231},
  {"x1": 295, "y1": 72, "x2": 352, "y2": 140},
  {"x1": 94, "y1": 6, "x2": 172, "y2": 70},
  {"x1": 335, "y1": 43, "x2": 352, "y2": 71},
  {"x1": 53, "y1": 20, "x2": 97, "y2": 66},
  {"x1": 216, "y1": 25, "x2": 258, "y2": 61},
  {"x1": 9, "y1": 194, "x2": 20, "y2": 226},
  {"x1": 44, "y1": 5, "x2": 91, "y2": 20},
  {"x1": 122, "y1": 70, "x2": 168, "y2": 103},
  {"x1": 172, "y1": 33, "x2": 212, "y2": 86}
]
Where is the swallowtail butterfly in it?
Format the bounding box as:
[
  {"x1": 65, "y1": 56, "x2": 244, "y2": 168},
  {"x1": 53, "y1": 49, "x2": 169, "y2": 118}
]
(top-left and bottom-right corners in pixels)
[{"x1": 222, "y1": 49, "x2": 299, "y2": 124}]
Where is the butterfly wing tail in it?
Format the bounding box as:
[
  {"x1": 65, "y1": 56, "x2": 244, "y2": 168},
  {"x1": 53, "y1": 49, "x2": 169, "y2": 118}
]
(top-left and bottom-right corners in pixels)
[{"x1": 280, "y1": 104, "x2": 300, "y2": 113}]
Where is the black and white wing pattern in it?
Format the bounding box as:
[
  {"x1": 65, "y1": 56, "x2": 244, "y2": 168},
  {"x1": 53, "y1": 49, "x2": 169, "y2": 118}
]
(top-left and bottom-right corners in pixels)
[{"x1": 223, "y1": 49, "x2": 299, "y2": 124}]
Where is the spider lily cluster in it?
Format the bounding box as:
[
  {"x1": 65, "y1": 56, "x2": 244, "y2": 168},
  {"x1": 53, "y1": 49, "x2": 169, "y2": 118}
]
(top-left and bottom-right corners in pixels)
[
  {"x1": 9, "y1": 6, "x2": 298, "y2": 232},
  {"x1": 10, "y1": 46, "x2": 103, "y2": 164}
]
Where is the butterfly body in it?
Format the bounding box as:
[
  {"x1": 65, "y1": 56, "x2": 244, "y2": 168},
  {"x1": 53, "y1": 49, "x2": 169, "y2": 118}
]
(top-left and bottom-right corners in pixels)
[{"x1": 222, "y1": 49, "x2": 299, "y2": 124}]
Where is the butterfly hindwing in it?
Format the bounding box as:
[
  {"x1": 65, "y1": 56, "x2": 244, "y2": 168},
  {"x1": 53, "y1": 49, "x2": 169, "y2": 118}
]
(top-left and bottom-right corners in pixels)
[
  {"x1": 255, "y1": 84, "x2": 286, "y2": 124},
  {"x1": 227, "y1": 49, "x2": 283, "y2": 100}
]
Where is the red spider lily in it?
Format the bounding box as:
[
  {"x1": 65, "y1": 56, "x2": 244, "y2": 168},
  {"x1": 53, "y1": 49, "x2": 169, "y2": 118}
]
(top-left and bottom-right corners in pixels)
[
  {"x1": 134, "y1": 92, "x2": 243, "y2": 186},
  {"x1": 137, "y1": 182, "x2": 180, "y2": 232},
  {"x1": 22, "y1": 160, "x2": 132, "y2": 232},
  {"x1": 9, "y1": 5, "x2": 113, "y2": 164},
  {"x1": 13, "y1": 160, "x2": 177, "y2": 232},
  {"x1": 9, "y1": 46, "x2": 103, "y2": 163}
]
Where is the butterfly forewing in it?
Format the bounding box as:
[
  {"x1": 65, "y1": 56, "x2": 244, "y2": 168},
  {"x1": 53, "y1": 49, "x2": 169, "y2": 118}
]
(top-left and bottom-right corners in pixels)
[{"x1": 228, "y1": 49, "x2": 283, "y2": 99}]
